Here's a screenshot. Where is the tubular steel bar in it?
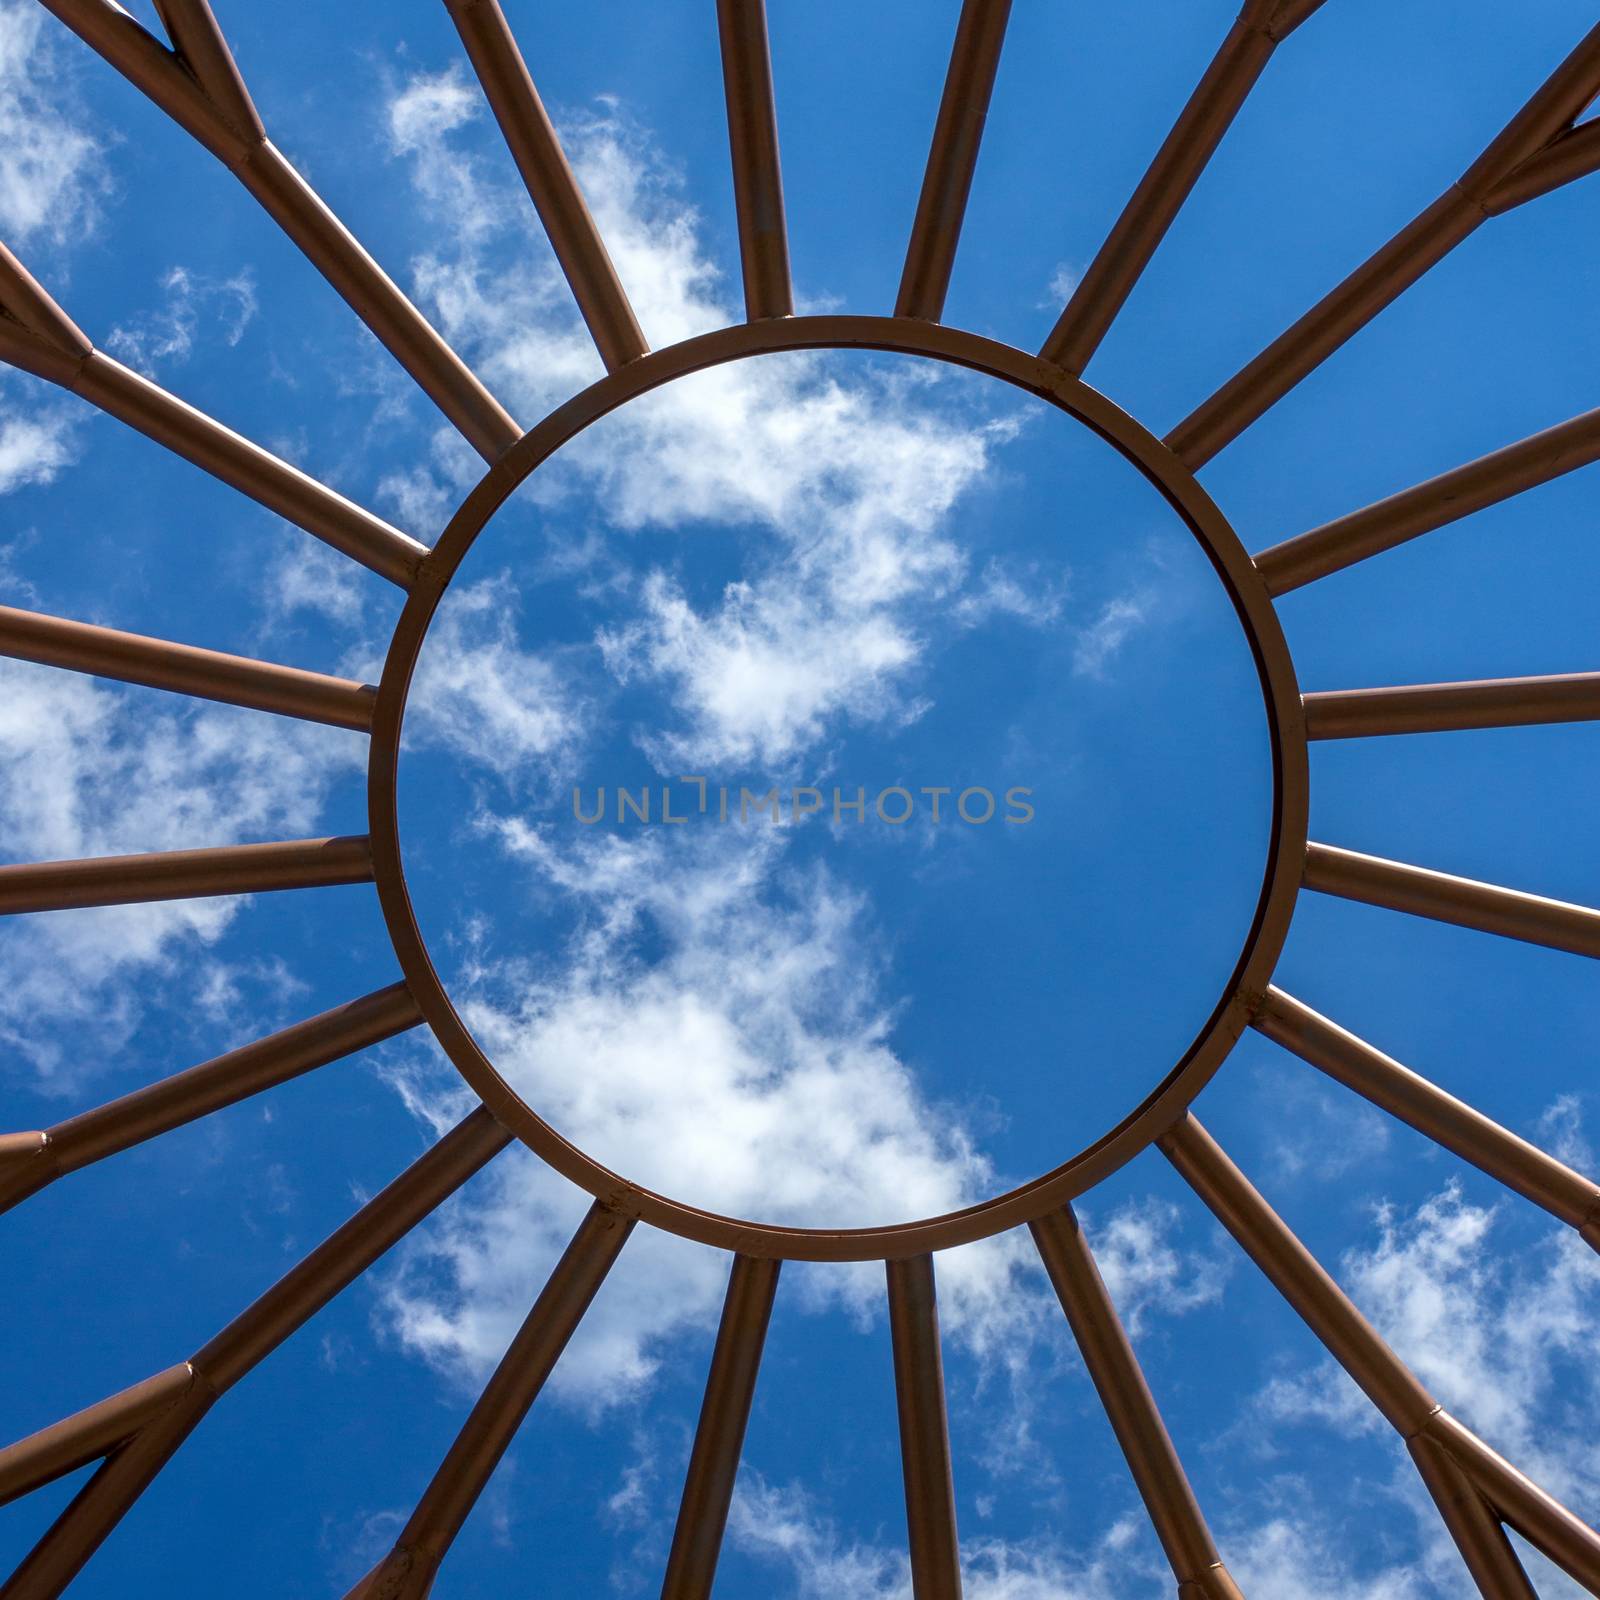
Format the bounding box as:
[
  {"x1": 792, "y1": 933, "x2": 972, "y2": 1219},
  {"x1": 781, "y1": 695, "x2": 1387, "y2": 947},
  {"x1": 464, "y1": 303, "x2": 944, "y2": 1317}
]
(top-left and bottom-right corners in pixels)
[
  {"x1": 347, "y1": 1203, "x2": 634, "y2": 1600},
  {"x1": 0, "y1": 836, "x2": 373, "y2": 916},
  {"x1": 0, "y1": 986, "x2": 423, "y2": 1216},
  {"x1": 661, "y1": 1254, "x2": 782, "y2": 1600},
  {"x1": 443, "y1": 0, "x2": 648, "y2": 371},
  {"x1": 36, "y1": 0, "x2": 521, "y2": 461},
  {"x1": 0, "y1": 604, "x2": 376, "y2": 731},
  {"x1": 716, "y1": 0, "x2": 793, "y2": 321},
  {"x1": 1160, "y1": 1115, "x2": 1600, "y2": 1593},
  {"x1": 1304, "y1": 843, "x2": 1600, "y2": 960},
  {"x1": 0, "y1": 1365, "x2": 195, "y2": 1508},
  {"x1": 886, "y1": 1255, "x2": 962, "y2": 1600},
  {"x1": 1257, "y1": 405, "x2": 1600, "y2": 594},
  {"x1": 1040, "y1": 0, "x2": 1326, "y2": 376},
  {"x1": 1304, "y1": 672, "x2": 1600, "y2": 740},
  {"x1": 1255, "y1": 989, "x2": 1600, "y2": 1250},
  {"x1": 1408, "y1": 1434, "x2": 1539, "y2": 1600},
  {"x1": 894, "y1": 0, "x2": 1012, "y2": 323},
  {"x1": 0, "y1": 1110, "x2": 511, "y2": 1600},
  {"x1": 0, "y1": 242, "x2": 424, "y2": 587},
  {"x1": 1167, "y1": 23, "x2": 1600, "y2": 468},
  {"x1": 1030, "y1": 1209, "x2": 1243, "y2": 1599}
]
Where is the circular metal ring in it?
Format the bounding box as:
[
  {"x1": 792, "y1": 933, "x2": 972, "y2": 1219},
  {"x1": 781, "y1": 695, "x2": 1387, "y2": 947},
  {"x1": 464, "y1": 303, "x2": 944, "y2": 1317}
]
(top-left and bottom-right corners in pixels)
[{"x1": 368, "y1": 313, "x2": 1309, "y2": 1261}]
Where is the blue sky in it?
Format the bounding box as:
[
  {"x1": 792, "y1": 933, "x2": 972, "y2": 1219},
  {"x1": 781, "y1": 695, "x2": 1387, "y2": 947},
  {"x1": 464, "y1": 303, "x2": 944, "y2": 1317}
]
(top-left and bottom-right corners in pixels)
[{"x1": 2, "y1": 1, "x2": 1599, "y2": 1596}]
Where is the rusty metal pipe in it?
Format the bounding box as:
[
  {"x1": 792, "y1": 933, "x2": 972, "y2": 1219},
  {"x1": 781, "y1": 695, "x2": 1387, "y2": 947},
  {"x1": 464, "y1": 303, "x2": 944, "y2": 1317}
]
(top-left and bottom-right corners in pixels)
[
  {"x1": 0, "y1": 837, "x2": 374, "y2": 916},
  {"x1": 0, "y1": 604, "x2": 376, "y2": 730},
  {"x1": 716, "y1": 0, "x2": 793, "y2": 321},
  {"x1": 886, "y1": 1255, "x2": 962, "y2": 1600},
  {"x1": 661, "y1": 1254, "x2": 782, "y2": 1600},
  {"x1": 894, "y1": 0, "x2": 1011, "y2": 323},
  {"x1": 1304, "y1": 843, "x2": 1600, "y2": 960}
]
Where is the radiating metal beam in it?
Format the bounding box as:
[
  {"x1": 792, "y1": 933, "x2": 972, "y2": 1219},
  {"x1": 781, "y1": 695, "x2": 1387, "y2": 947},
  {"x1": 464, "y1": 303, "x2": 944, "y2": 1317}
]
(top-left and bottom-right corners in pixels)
[
  {"x1": 0, "y1": 604, "x2": 376, "y2": 731},
  {"x1": 661, "y1": 1254, "x2": 782, "y2": 1600},
  {"x1": 716, "y1": 0, "x2": 793, "y2": 321},
  {"x1": 1160, "y1": 1115, "x2": 1600, "y2": 1595},
  {"x1": 1030, "y1": 1209, "x2": 1243, "y2": 1599},
  {"x1": 37, "y1": 0, "x2": 521, "y2": 461},
  {"x1": 1257, "y1": 405, "x2": 1600, "y2": 594},
  {"x1": 0, "y1": 241, "x2": 424, "y2": 586},
  {"x1": 0, "y1": 986, "x2": 423, "y2": 1215},
  {"x1": 1408, "y1": 1434, "x2": 1539, "y2": 1600},
  {"x1": 1254, "y1": 988, "x2": 1600, "y2": 1251},
  {"x1": 0, "y1": 1365, "x2": 196, "y2": 1508},
  {"x1": 1167, "y1": 23, "x2": 1600, "y2": 467},
  {"x1": 1304, "y1": 842, "x2": 1600, "y2": 960},
  {"x1": 347, "y1": 1203, "x2": 633, "y2": 1600},
  {"x1": 886, "y1": 1255, "x2": 962, "y2": 1600},
  {"x1": 443, "y1": 0, "x2": 648, "y2": 371},
  {"x1": 0, "y1": 1109, "x2": 511, "y2": 1600},
  {"x1": 0, "y1": 837, "x2": 373, "y2": 916},
  {"x1": 1304, "y1": 672, "x2": 1600, "y2": 740},
  {"x1": 1040, "y1": 0, "x2": 1326, "y2": 375},
  {"x1": 894, "y1": 0, "x2": 1011, "y2": 323}
]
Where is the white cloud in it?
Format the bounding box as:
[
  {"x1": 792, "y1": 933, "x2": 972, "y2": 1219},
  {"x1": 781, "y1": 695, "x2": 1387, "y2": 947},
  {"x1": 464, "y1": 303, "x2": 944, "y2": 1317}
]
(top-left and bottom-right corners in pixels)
[
  {"x1": 105, "y1": 264, "x2": 258, "y2": 374},
  {"x1": 0, "y1": 409, "x2": 76, "y2": 494},
  {"x1": 1071, "y1": 593, "x2": 1148, "y2": 679},
  {"x1": 0, "y1": 660, "x2": 363, "y2": 1086},
  {"x1": 0, "y1": 0, "x2": 106, "y2": 246}
]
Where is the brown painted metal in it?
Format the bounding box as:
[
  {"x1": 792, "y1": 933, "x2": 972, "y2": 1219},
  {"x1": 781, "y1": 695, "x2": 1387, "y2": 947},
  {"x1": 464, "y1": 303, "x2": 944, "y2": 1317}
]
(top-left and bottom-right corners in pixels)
[
  {"x1": 0, "y1": 243, "x2": 424, "y2": 585},
  {"x1": 1255, "y1": 989, "x2": 1600, "y2": 1250},
  {"x1": 894, "y1": 0, "x2": 1011, "y2": 323},
  {"x1": 36, "y1": 0, "x2": 521, "y2": 461},
  {"x1": 0, "y1": 1365, "x2": 195, "y2": 1507},
  {"x1": 0, "y1": 604, "x2": 376, "y2": 731},
  {"x1": 886, "y1": 1256, "x2": 962, "y2": 1600},
  {"x1": 1160, "y1": 1115, "x2": 1600, "y2": 1594},
  {"x1": 347, "y1": 1202, "x2": 633, "y2": 1600},
  {"x1": 1041, "y1": 0, "x2": 1325, "y2": 376},
  {"x1": 661, "y1": 1254, "x2": 782, "y2": 1600},
  {"x1": 0, "y1": 986, "x2": 423, "y2": 1215},
  {"x1": 1304, "y1": 671, "x2": 1600, "y2": 740},
  {"x1": 1167, "y1": 23, "x2": 1600, "y2": 467},
  {"x1": 1408, "y1": 1434, "x2": 1538, "y2": 1600},
  {"x1": 1030, "y1": 1209, "x2": 1243, "y2": 1599},
  {"x1": 716, "y1": 0, "x2": 793, "y2": 321},
  {"x1": 0, "y1": 1110, "x2": 510, "y2": 1599},
  {"x1": 1485, "y1": 117, "x2": 1600, "y2": 213},
  {"x1": 368, "y1": 313, "x2": 1309, "y2": 1261},
  {"x1": 1258, "y1": 405, "x2": 1600, "y2": 594},
  {"x1": 1304, "y1": 842, "x2": 1600, "y2": 959},
  {"x1": 0, "y1": 836, "x2": 373, "y2": 916},
  {"x1": 443, "y1": 0, "x2": 648, "y2": 371}
]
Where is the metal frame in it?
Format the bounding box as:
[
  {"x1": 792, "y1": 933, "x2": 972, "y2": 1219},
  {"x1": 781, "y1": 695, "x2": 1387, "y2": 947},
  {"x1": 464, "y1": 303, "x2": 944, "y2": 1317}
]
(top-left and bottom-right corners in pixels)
[{"x1": 2, "y1": 2, "x2": 1599, "y2": 1595}]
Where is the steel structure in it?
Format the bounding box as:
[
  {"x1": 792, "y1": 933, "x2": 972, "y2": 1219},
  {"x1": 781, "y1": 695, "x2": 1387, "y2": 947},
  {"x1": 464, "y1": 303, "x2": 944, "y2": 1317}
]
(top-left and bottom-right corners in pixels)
[{"x1": 0, "y1": 2, "x2": 1598, "y2": 1596}]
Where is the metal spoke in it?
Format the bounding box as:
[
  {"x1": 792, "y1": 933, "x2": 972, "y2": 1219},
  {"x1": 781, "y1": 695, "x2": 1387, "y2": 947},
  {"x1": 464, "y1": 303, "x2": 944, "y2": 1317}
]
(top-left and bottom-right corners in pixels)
[
  {"x1": 0, "y1": 243, "x2": 424, "y2": 587},
  {"x1": 0, "y1": 837, "x2": 372, "y2": 916},
  {"x1": 1304, "y1": 842, "x2": 1600, "y2": 959},
  {"x1": 347, "y1": 1202, "x2": 633, "y2": 1600},
  {"x1": 1160, "y1": 1115, "x2": 1600, "y2": 1594},
  {"x1": 1257, "y1": 405, "x2": 1600, "y2": 594},
  {"x1": 0, "y1": 986, "x2": 423, "y2": 1215},
  {"x1": 716, "y1": 0, "x2": 793, "y2": 321},
  {"x1": 1409, "y1": 1433, "x2": 1539, "y2": 1600},
  {"x1": 886, "y1": 1255, "x2": 962, "y2": 1600},
  {"x1": 0, "y1": 604, "x2": 375, "y2": 731},
  {"x1": 1305, "y1": 672, "x2": 1600, "y2": 740},
  {"x1": 37, "y1": 0, "x2": 521, "y2": 462},
  {"x1": 661, "y1": 1254, "x2": 782, "y2": 1600},
  {"x1": 0, "y1": 1108, "x2": 510, "y2": 1600},
  {"x1": 1030, "y1": 1209, "x2": 1243, "y2": 1599},
  {"x1": 1167, "y1": 23, "x2": 1600, "y2": 467},
  {"x1": 1254, "y1": 988, "x2": 1600, "y2": 1251},
  {"x1": 443, "y1": 0, "x2": 648, "y2": 371},
  {"x1": 1040, "y1": 0, "x2": 1326, "y2": 376},
  {"x1": 894, "y1": 0, "x2": 1012, "y2": 324}
]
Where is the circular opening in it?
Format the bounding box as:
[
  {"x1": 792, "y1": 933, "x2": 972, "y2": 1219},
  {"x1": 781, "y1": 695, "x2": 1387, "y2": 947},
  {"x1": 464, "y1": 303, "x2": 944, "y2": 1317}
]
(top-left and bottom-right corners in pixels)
[{"x1": 372, "y1": 322, "x2": 1301, "y2": 1254}]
